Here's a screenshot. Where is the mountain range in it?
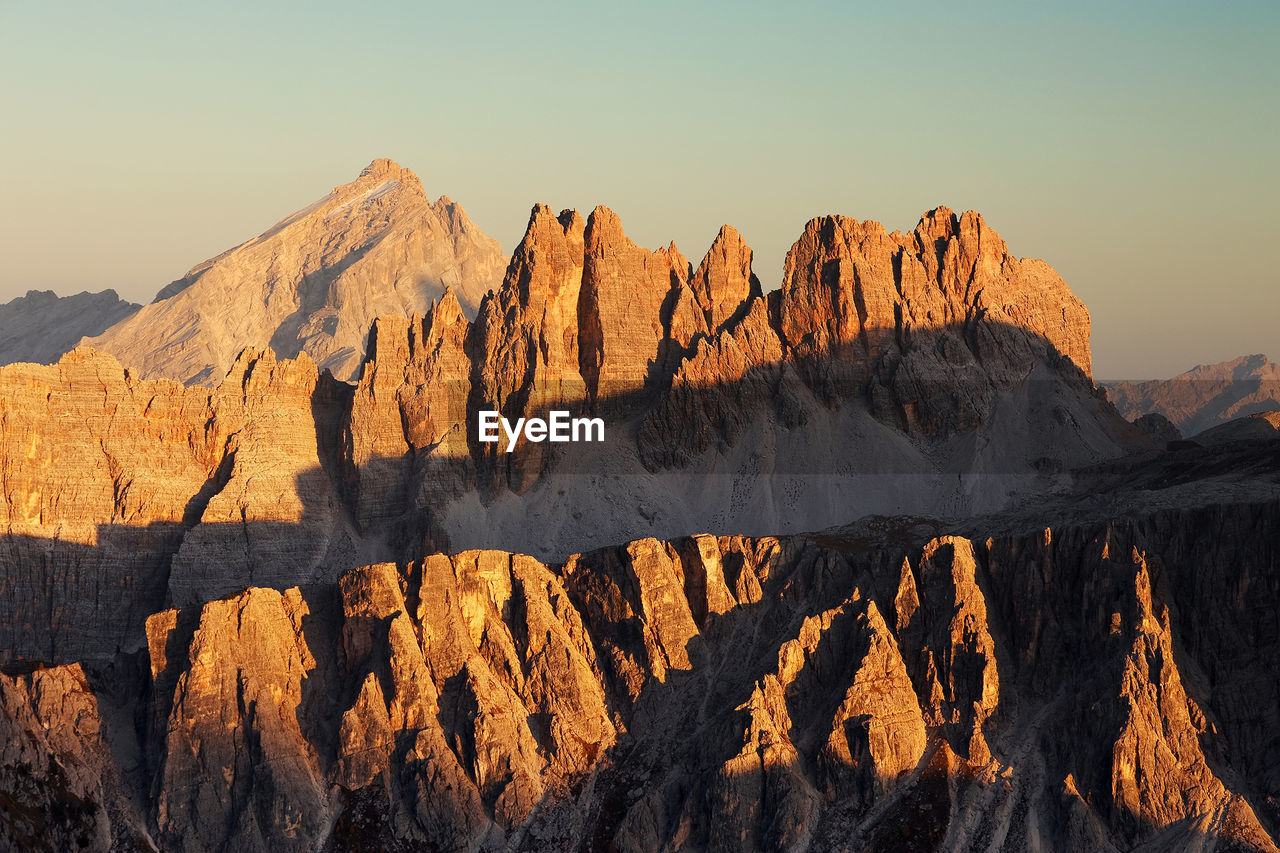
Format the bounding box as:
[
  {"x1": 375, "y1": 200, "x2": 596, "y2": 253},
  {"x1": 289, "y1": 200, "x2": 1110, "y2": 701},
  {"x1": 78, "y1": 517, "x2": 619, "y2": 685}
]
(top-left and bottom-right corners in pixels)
[
  {"x1": 2, "y1": 160, "x2": 1279, "y2": 852},
  {"x1": 12, "y1": 160, "x2": 505, "y2": 384},
  {"x1": 0, "y1": 190, "x2": 1149, "y2": 666},
  {"x1": 1104, "y1": 353, "x2": 1280, "y2": 437}
]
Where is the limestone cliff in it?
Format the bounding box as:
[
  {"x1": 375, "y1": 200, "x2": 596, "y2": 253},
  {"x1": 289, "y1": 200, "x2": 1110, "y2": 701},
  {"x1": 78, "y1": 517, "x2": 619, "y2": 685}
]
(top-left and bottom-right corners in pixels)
[
  {"x1": 0, "y1": 345, "x2": 363, "y2": 662},
  {"x1": 9, "y1": 175, "x2": 1273, "y2": 852}
]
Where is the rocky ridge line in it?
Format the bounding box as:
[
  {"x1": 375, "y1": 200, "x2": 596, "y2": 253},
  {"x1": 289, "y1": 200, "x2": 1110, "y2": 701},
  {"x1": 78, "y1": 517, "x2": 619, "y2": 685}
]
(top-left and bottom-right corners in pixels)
[{"x1": 1104, "y1": 353, "x2": 1280, "y2": 436}]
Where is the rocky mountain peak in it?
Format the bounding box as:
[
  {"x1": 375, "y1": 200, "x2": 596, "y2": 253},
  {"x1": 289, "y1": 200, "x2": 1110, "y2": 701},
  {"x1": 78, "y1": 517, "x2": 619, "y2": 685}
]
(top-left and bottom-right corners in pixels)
[
  {"x1": 584, "y1": 205, "x2": 624, "y2": 250},
  {"x1": 690, "y1": 224, "x2": 761, "y2": 333},
  {"x1": 1188, "y1": 353, "x2": 1280, "y2": 382},
  {"x1": 14, "y1": 197, "x2": 1121, "y2": 565},
  {"x1": 431, "y1": 285, "x2": 465, "y2": 325},
  {"x1": 779, "y1": 205, "x2": 1090, "y2": 381},
  {"x1": 6, "y1": 173, "x2": 1280, "y2": 851},
  {"x1": 914, "y1": 205, "x2": 959, "y2": 244},
  {"x1": 357, "y1": 156, "x2": 414, "y2": 183},
  {"x1": 334, "y1": 156, "x2": 425, "y2": 204},
  {"x1": 1104, "y1": 353, "x2": 1280, "y2": 435},
  {"x1": 499, "y1": 203, "x2": 587, "y2": 313},
  {"x1": 79, "y1": 159, "x2": 507, "y2": 385},
  {"x1": 579, "y1": 206, "x2": 701, "y2": 400},
  {"x1": 662, "y1": 241, "x2": 692, "y2": 282}
]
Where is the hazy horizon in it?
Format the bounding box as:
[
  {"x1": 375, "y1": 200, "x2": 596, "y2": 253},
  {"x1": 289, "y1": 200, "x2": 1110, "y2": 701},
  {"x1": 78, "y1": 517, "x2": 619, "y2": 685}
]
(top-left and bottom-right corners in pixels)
[{"x1": 2, "y1": 1, "x2": 1276, "y2": 379}]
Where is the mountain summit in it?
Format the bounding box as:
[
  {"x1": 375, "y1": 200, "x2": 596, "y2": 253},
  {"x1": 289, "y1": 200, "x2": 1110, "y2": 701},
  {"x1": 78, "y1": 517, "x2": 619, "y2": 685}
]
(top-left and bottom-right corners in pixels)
[{"x1": 82, "y1": 159, "x2": 506, "y2": 384}]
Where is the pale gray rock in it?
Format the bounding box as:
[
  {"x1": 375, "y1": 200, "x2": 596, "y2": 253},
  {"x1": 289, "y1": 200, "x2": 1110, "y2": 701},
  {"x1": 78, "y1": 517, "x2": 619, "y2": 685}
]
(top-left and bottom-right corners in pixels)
[{"x1": 82, "y1": 159, "x2": 506, "y2": 385}]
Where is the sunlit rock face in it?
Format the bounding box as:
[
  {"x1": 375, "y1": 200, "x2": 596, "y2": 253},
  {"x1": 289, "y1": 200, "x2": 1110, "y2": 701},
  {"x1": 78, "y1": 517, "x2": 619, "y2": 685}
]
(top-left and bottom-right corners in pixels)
[
  {"x1": 431, "y1": 203, "x2": 1141, "y2": 556},
  {"x1": 6, "y1": 478, "x2": 1280, "y2": 850},
  {"x1": 82, "y1": 158, "x2": 507, "y2": 385}
]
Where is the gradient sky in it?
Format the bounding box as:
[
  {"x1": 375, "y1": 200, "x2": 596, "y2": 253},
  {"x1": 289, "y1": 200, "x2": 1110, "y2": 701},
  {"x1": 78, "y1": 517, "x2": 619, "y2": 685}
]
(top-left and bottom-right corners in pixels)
[{"x1": 1, "y1": 1, "x2": 1276, "y2": 378}]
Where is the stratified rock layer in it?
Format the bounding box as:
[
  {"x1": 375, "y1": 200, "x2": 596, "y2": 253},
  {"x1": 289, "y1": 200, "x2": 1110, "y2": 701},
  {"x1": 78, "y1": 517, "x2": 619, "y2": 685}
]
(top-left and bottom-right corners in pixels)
[
  {"x1": 8, "y1": 180, "x2": 1269, "y2": 852},
  {"x1": 0, "y1": 345, "x2": 365, "y2": 663}
]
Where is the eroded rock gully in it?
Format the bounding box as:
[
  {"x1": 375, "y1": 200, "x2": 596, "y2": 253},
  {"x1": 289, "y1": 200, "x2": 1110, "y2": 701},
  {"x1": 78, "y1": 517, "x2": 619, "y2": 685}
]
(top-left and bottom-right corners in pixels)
[{"x1": 4, "y1": 489, "x2": 1280, "y2": 851}]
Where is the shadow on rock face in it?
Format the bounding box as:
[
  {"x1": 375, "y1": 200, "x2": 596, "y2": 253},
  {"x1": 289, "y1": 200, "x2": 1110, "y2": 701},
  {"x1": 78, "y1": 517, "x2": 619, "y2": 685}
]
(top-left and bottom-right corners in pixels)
[{"x1": 7, "y1": 490, "x2": 1280, "y2": 851}]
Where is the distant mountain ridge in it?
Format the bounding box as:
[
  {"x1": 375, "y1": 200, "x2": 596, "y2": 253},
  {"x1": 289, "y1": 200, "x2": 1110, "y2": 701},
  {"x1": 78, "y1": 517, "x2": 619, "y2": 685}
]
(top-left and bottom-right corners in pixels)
[
  {"x1": 0, "y1": 175, "x2": 1143, "y2": 569},
  {"x1": 1104, "y1": 353, "x2": 1280, "y2": 436},
  {"x1": 81, "y1": 158, "x2": 507, "y2": 384},
  {"x1": 0, "y1": 289, "x2": 139, "y2": 366}
]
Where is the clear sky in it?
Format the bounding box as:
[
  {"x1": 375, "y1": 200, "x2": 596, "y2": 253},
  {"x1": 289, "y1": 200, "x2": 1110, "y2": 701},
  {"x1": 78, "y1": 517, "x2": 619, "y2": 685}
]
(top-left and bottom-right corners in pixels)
[{"x1": 1, "y1": 1, "x2": 1276, "y2": 378}]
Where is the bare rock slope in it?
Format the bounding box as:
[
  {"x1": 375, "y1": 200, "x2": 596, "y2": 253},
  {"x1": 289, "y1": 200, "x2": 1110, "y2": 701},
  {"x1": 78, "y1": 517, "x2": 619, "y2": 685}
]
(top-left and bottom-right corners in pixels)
[
  {"x1": 82, "y1": 159, "x2": 506, "y2": 384},
  {"x1": 389, "y1": 203, "x2": 1144, "y2": 555},
  {"x1": 0, "y1": 204, "x2": 1153, "y2": 668}
]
